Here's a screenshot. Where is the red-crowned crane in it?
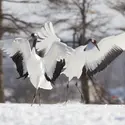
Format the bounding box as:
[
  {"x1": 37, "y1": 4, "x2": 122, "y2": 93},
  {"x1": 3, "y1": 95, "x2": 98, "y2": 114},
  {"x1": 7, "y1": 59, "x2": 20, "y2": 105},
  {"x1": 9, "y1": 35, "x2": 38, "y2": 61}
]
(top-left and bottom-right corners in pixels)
[
  {"x1": 62, "y1": 32, "x2": 125, "y2": 81},
  {"x1": 0, "y1": 35, "x2": 67, "y2": 104}
]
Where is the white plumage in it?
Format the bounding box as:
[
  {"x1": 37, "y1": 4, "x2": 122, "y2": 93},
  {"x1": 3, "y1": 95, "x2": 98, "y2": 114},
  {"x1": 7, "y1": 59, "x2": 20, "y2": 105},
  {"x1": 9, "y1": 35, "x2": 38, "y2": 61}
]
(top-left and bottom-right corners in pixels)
[
  {"x1": 62, "y1": 32, "x2": 125, "y2": 81},
  {"x1": 42, "y1": 42, "x2": 72, "y2": 79},
  {"x1": 0, "y1": 30, "x2": 68, "y2": 90},
  {"x1": 1, "y1": 37, "x2": 53, "y2": 90},
  {"x1": 1, "y1": 39, "x2": 20, "y2": 56},
  {"x1": 2, "y1": 21, "x2": 125, "y2": 88},
  {"x1": 61, "y1": 45, "x2": 87, "y2": 81},
  {"x1": 0, "y1": 38, "x2": 28, "y2": 77},
  {"x1": 35, "y1": 22, "x2": 74, "y2": 79},
  {"x1": 0, "y1": 22, "x2": 70, "y2": 90},
  {"x1": 36, "y1": 22, "x2": 62, "y2": 55}
]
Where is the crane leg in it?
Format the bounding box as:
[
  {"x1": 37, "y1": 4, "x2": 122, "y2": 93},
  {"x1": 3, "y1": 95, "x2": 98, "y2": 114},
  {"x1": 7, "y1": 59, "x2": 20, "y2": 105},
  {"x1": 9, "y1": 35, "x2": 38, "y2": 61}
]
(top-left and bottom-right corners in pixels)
[
  {"x1": 31, "y1": 88, "x2": 39, "y2": 106},
  {"x1": 65, "y1": 82, "x2": 69, "y2": 103},
  {"x1": 16, "y1": 76, "x2": 22, "y2": 79},
  {"x1": 38, "y1": 91, "x2": 41, "y2": 106},
  {"x1": 75, "y1": 82, "x2": 84, "y2": 101},
  {"x1": 23, "y1": 72, "x2": 29, "y2": 79}
]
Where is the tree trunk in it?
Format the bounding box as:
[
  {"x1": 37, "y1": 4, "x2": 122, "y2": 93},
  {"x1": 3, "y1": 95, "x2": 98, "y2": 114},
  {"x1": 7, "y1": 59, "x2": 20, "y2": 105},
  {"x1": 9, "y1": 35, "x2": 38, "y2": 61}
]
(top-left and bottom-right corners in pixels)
[
  {"x1": 79, "y1": 0, "x2": 90, "y2": 103},
  {"x1": 0, "y1": 49, "x2": 4, "y2": 102},
  {"x1": 80, "y1": 68, "x2": 89, "y2": 103},
  {"x1": 0, "y1": 0, "x2": 4, "y2": 103}
]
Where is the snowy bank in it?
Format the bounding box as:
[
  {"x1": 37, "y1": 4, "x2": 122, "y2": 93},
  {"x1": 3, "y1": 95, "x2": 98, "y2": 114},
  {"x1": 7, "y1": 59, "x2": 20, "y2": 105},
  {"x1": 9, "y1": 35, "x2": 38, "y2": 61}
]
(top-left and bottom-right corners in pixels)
[{"x1": 0, "y1": 103, "x2": 125, "y2": 125}]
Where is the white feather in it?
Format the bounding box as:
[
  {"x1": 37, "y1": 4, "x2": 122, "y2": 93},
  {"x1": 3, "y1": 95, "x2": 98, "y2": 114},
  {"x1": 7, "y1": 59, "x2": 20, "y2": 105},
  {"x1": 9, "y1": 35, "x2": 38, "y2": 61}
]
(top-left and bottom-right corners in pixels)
[
  {"x1": 16, "y1": 38, "x2": 53, "y2": 90},
  {"x1": 43, "y1": 42, "x2": 74, "y2": 79},
  {"x1": 62, "y1": 32, "x2": 125, "y2": 81},
  {"x1": 35, "y1": 22, "x2": 74, "y2": 80},
  {"x1": 61, "y1": 46, "x2": 86, "y2": 81},
  {"x1": 36, "y1": 22, "x2": 61, "y2": 55},
  {"x1": 84, "y1": 32, "x2": 125, "y2": 71},
  {"x1": 0, "y1": 38, "x2": 28, "y2": 75},
  {"x1": 0, "y1": 39, "x2": 19, "y2": 57},
  {"x1": 1, "y1": 38, "x2": 53, "y2": 90}
]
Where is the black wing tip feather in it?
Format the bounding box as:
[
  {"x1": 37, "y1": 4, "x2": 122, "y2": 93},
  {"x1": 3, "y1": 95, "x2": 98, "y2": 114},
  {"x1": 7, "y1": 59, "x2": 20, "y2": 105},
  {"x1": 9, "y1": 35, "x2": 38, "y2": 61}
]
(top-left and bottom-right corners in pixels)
[
  {"x1": 16, "y1": 72, "x2": 29, "y2": 79},
  {"x1": 86, "y1": 46, "x2": 123, "y2": 76},
  {"x1": 44, "y1": 59, "x2": 66, "y2": 84},
  {"x1": 11, "y1": 51, "x2": 28, "y2": 79},
  {"x1": 44, "y1": 72, "x2": 52, "y2": 83},
  {"x1": 52, "y1": 59, "x2": 65, "y2": 82}
]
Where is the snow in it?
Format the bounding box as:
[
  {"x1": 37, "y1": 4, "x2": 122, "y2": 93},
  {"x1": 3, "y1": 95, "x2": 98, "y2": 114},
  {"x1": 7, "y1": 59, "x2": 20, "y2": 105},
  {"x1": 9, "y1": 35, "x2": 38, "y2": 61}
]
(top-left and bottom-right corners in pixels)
[{"x1": 0, "y1": 103, "x2": 125, "y2": 125}]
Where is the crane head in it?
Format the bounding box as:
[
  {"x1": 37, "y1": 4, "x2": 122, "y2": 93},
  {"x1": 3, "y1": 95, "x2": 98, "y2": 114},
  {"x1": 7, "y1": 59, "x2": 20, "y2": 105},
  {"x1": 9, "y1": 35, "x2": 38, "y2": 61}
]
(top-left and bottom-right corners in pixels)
[
  {"x1": 31, "y1": 33, "x2": 38, "y2": 39},
  {"x1": 30, "y1": 33, "x2": 39, "y2": 48},
  {"x1": 90, "y1": 38, "x2": 100, "y2": 51}
]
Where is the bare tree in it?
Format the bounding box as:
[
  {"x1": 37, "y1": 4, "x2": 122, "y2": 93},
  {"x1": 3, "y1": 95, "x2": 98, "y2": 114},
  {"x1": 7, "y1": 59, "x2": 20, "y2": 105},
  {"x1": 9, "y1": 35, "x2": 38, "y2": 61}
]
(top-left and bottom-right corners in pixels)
[
  {"x1": 106, "y1": 0, "x2": 125, "y2": 31},
  {"x1": 0, "y1": 0, "x2": 4, "y2": 102}
]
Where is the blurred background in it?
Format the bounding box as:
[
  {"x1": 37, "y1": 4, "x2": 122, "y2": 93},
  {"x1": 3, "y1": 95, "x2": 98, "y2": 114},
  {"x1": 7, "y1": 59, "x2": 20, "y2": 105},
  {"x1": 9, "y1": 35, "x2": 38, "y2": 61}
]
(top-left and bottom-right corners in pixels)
[{"x1": 0, "y1": 0, "x2": 125, "y2": 104}]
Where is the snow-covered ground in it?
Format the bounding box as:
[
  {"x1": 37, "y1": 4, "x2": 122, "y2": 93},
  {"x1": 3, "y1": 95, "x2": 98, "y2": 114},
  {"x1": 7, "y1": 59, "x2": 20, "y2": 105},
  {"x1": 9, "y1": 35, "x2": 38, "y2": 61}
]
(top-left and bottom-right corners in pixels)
[{"x1": 0, "y1": 103, "x2": 125, "y2": 125}]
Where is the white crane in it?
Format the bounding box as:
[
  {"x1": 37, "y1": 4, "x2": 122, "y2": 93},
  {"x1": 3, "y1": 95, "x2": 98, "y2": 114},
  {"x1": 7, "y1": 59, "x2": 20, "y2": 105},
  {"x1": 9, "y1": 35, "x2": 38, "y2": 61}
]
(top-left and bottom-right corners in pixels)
[
  {"x1": 1, "y1": 34, "x2": 68, "y2": 104},
  {"x1": 1, "y1": 37, "x2": 53, "y2": 103},
  {"x1": 1, "y1": 35, "x2": 41, "y2": 80},
  {"x1": 58, "y1": 33, "x2": 125, "y2": 102},
  {"x1": 61, "y1": 32, "x2": 125, "y2": 82}
]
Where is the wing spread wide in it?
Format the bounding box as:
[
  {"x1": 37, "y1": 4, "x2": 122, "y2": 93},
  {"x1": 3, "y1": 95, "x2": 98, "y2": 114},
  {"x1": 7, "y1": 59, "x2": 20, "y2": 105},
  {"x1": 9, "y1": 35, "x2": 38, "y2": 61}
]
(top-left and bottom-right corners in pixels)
[
  {"x1": 86, "y1": 46, "x2": 123, "y2": 76},
  {"x1": 84, "y1": 34, "x2": 125, "y2": 76},
  {"x1": 1, "y1": 38, "x2": 31, "y2": 78},
  {"x1": 43, "y1": 42, "x2": 73, "y2": 79}
]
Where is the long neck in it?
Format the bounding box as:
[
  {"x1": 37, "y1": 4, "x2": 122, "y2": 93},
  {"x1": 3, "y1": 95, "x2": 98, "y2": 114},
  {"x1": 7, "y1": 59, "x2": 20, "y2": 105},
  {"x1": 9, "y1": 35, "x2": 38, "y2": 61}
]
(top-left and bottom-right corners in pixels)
[
  {"x1": 31, "y1": 38, "x2": 37, "y2": 55},
  {"x1": 32, "y1": 39, "x2": 37, "y2": 50},
  {"x1": 85, "y1": 42, "x2": 95, "y2": 51}
]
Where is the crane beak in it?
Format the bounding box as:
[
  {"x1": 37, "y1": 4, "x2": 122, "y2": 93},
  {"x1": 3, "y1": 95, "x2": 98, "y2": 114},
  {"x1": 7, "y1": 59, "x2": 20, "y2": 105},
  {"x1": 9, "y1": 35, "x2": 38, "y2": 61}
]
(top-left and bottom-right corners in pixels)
[{"x1": 95, "y1": 43, "x2": 100, "y2": 51}]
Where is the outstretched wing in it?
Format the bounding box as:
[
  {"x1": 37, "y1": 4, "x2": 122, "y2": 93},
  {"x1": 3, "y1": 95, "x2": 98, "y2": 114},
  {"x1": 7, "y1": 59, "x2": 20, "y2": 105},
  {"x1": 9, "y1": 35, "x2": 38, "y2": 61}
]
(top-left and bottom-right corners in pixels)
[
  {"x1": 36, "y1": 22, "x2": 61, "y2": 55},
  {"x1": 44, "y1": 59, "x2": 65, "y2": 84},
  {"x1": 35, "y1": 22, "x2": 74, "y2": 80},
  {"x1": 61, "y1": 31, "x2": 125, "y2": 80},
  {"x1": 84, "y1": 33, "x2": 125, "y2": 76},
  {"x1": 11, "y1": 51, "x2": 27, "y2": 79},
  {"x1": 0, "y1": 38, "x2": 31, "y2": 78},
  {"x1": 43, "y1": 42, "x2": 73, "y2": 79}
]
